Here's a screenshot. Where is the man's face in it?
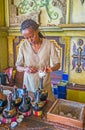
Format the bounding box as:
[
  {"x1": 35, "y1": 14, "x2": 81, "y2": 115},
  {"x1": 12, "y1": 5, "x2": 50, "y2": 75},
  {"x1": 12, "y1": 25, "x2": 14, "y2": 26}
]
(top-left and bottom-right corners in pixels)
[{"x1": 22, "y1": 28, "x2": 39, "y2": 45}]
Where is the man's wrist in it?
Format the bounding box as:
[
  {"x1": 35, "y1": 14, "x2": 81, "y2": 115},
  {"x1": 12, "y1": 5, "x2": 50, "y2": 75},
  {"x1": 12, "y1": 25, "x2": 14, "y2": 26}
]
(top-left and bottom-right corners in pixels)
[{"x1": 50, "y1": 67, "x2": 52, "y2": 72}]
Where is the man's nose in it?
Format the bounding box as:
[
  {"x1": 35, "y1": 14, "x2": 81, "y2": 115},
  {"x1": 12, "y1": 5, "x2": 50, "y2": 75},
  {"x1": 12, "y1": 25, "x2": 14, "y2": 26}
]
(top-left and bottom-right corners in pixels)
[{"x1": 30, "y1": 38, "x2": 33, "y2": 42}]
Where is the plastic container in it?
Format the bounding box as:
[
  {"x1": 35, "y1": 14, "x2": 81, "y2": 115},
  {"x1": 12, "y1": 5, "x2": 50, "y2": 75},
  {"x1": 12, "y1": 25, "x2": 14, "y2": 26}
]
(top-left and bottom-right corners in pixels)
[
  {"x1": 62, "y1": 73, "x2": 68, "y2": 82},
  {"x1": 52, "y1": 85, "x2": 58, "y2": 95},
  {"x1": 54, "y1": 93, "x2": 66, "y2": 99},
  {"x1": 52, "y1": 82, "x2": 67, "y2": 99},
  {"x1": 52, "y1": 83, "x2": 67, "y2": 94}
]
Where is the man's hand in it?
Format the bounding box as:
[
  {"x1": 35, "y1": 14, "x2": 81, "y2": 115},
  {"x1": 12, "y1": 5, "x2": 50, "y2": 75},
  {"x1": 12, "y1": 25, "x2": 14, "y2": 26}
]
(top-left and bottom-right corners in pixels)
[
  {"x1": 42, "y1": 65, "x2": 52, "y2": 73},
  {"x1": 24, "y1": 66, "x2": 38, "y2": 73}
]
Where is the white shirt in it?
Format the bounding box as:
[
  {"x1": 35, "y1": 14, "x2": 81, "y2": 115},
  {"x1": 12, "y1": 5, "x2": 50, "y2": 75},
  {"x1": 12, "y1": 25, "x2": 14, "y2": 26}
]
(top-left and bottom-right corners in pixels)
[{"x1": 16, "y1": 38, "x2": 60, "y2": 93}]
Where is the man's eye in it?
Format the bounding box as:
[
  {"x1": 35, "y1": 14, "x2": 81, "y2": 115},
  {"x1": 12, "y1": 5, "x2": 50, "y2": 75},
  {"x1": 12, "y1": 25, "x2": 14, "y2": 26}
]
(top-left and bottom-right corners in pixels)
[
  {"x1": 31, "y1": 34, "x2": 34, "y2": 38},
  {"x1": 26, "y1": 37, "x2": 29, "y2": 39}
]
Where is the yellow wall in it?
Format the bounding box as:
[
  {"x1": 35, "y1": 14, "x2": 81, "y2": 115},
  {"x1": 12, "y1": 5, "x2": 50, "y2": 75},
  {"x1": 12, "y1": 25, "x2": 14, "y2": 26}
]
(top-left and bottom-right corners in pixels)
[
  {"x1": 0, "y1": 0, "x2": 8, "y2": 71},
  {"x1": 67, "y1": 89, "x2": 85, "y2": 103},
  {"x1": 0, "y1": 31, "x2": 8, "y2": 71},
  {"x1": 0, "y1": 0, "x2": 5, "y2": 26}
]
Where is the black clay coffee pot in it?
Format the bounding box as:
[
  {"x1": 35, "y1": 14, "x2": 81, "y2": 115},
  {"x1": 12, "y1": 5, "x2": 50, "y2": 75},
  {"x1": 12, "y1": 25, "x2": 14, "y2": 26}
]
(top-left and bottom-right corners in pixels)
[
  {"x1": 3, "y1": 93, "x2": 17, "y2": 118},
  {"x1": 0, "y1": 86, "x2": 7, "y2": 113},
  {"x1": 12, "y1": 86, "x2": 22, "y2": 106},
  {"x1": 23, "y1": 85, "x2": 31, "y2": 104},
  {"x1": 39, "y1": 77, "x2": 48, "y2": 101},
  {"x1": 35, "y1": 77, "x2": 48, "y2": 101},
  {"x1": 32, "y1": 90, "x2": 45, "y2": 111},
  {"x1": 18, "y1": 93, "x2": 31, "y2": 113}
]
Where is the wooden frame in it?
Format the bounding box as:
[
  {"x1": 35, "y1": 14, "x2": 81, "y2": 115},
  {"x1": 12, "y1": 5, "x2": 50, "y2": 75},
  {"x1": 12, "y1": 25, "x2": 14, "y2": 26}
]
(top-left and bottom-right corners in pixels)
[{"x1": 47, "y1": 99, "x2": 85, "y2": 129}]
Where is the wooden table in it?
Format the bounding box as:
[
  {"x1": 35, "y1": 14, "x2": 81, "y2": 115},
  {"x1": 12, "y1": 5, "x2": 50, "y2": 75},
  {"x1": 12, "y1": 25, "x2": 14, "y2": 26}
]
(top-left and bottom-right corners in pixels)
[
  {"x1": 0, "y1": 100, "x2": 84, "y2": 130},
  {"x1": 0, "y1": 86, "x2": 84, "y2": 130},
  {"x1": 0, "y1": 101, "x2": 54, "y2": 130}
]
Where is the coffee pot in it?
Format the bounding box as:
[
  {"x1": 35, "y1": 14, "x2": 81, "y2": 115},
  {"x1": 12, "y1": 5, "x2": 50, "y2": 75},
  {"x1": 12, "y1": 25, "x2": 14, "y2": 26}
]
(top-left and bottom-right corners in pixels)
[
  {"x1": 3, "y1": 93, "x2": 17, "y2": 118},
  {"x1": 35, "y1": 70, "x2": 48, "y2": 102},
  {"x1": 0, "y1": 86, "x2": 7, "y2": 113},
  {"x1": 0, "y1": 73, "x2": 9, "y2": 85},
  {"x1": 12, "y1": 85, "x2": 22, "y2": 106},
  {"x1": 18, "y1": 93, "x2": 31, "y2": 113},
  {"x1": 23, "y1": 85, "x2": 31, "y2": 104},
  {"x1": 32, "y1": 71, "x2": 48, "y2": 111}
]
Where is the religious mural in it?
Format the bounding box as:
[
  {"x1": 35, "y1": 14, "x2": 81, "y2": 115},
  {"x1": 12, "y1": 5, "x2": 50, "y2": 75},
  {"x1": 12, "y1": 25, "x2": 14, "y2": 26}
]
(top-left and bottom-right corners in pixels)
[
  {"x1": 72, "y1": 39, "x2": 85, "y2": 73},
  {"x1": 70, "y1": 37, "x2": 85, "y2": 84},
  {"x1": 9, "y1": 0, "x2": 66, "y2": 26}
]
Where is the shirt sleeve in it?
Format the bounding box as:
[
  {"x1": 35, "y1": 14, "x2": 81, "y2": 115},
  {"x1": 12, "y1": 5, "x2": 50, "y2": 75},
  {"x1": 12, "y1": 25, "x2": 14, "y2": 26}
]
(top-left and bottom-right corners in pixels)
[
  {"x1": 15, "y1": 43, "x2": 24, "y2": 66},
  {"x1": 50, "y1": 41, "x2": 60, "y2": 65}
]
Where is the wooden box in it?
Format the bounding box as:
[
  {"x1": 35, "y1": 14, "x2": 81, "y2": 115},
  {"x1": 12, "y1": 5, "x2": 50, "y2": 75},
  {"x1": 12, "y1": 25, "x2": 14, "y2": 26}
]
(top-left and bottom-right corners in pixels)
[{"x1": 47, "y1": 99, "x2": 85, "y2": 129}]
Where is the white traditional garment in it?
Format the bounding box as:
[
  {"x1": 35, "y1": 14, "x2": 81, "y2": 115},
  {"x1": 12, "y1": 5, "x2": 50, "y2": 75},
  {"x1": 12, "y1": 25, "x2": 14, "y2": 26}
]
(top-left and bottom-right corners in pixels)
[{"x1": 16, "y1": 38, "x2": 60, "y2": 101}]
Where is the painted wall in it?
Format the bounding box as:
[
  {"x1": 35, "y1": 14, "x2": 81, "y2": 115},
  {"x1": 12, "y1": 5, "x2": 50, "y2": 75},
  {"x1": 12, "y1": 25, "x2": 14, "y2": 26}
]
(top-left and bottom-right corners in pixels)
[
  {"x1": 0, "y1": 0, "x2": 5, "y2": 26},
  {"x1": 13, "y1": 0, "x2": 66, "y2": 26},
  {"x1": 4, "y1": 0, "x2": 85, "y2": 85},
  {"x1": 0, "y1": 0, "x2": 8, "y2": 71},
  {"x1": 69, "y1": 37, "x2": 85, "y2": 84}
]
